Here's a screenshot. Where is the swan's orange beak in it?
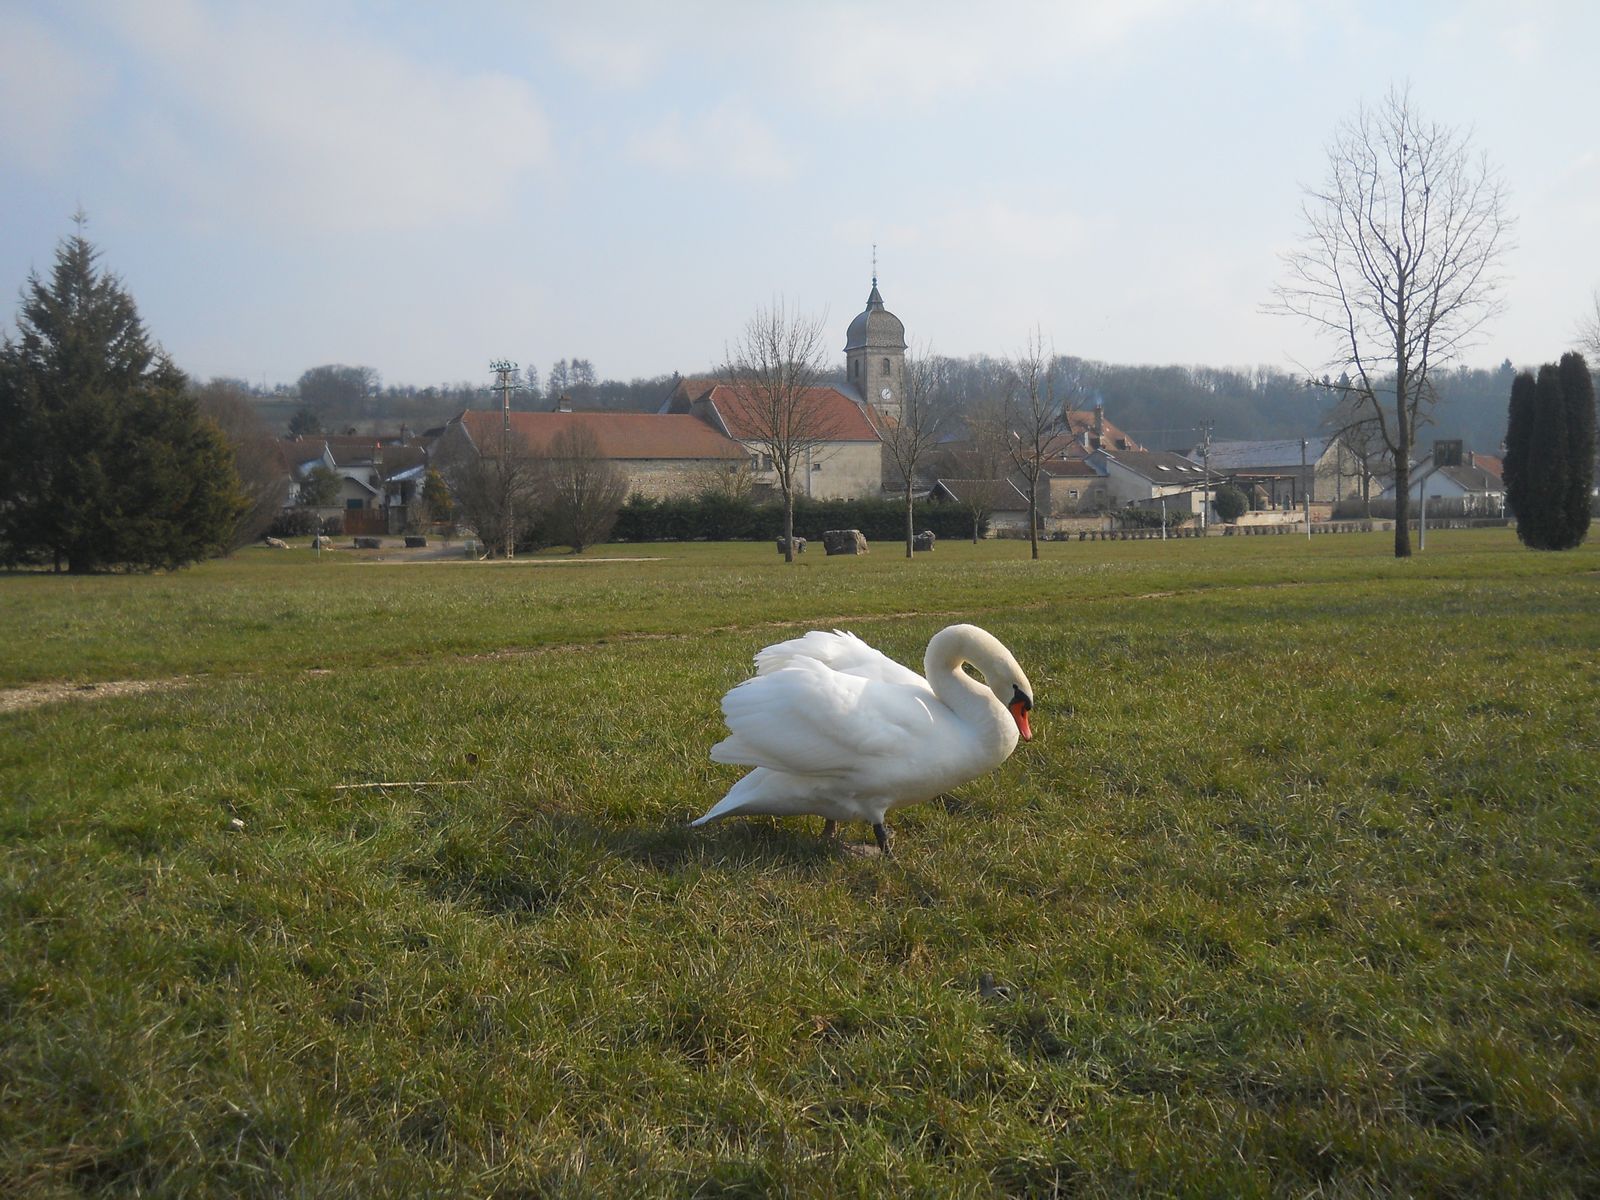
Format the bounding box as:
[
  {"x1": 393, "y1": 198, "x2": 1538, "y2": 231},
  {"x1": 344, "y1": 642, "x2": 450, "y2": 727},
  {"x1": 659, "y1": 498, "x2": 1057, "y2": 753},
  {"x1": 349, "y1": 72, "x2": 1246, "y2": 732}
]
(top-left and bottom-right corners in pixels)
[{"x1": 1009, "y1": 700, "x2": 1032, "y2": 741}]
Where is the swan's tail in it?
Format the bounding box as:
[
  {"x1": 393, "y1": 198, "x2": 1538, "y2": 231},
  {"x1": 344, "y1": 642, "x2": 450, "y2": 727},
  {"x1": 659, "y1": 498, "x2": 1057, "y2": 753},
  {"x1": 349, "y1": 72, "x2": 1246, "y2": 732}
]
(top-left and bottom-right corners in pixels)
[{"x1": 689, "y1": 767, "x2": 772, "y2": 826}]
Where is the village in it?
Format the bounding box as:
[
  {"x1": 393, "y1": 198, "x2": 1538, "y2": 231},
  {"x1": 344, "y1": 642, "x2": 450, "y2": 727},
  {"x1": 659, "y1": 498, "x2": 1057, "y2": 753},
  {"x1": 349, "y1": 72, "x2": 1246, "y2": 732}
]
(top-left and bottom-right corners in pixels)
[{"x1": 271, "y1": 279, "x2": 1511, "y2": 548}]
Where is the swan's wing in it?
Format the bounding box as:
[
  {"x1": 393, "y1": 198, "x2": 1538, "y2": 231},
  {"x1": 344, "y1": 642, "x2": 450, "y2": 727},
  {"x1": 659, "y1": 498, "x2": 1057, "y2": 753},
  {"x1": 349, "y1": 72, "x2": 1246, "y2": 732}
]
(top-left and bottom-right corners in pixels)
[
  {"x1": 711, "y1": 657, "x2": 940, "y2": 776},
  {"x1": 754, "y1": 630, "x2": 930, "y2": 693}
]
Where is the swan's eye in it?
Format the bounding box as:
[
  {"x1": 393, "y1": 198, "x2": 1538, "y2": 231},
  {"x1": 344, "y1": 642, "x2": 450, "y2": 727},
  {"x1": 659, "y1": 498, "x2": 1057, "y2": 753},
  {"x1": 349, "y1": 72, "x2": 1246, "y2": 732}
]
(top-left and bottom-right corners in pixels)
[{"x1": 1010, "y1": 685, "x2": 1032, "y2": 712}]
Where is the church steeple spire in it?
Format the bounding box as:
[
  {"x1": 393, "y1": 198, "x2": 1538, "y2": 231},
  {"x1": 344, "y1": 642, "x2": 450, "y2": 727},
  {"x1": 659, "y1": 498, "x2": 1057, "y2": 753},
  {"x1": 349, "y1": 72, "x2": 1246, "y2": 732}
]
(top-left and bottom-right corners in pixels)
[{"x1": 844, "y1": 256, "x2": 906, "y2": 424}]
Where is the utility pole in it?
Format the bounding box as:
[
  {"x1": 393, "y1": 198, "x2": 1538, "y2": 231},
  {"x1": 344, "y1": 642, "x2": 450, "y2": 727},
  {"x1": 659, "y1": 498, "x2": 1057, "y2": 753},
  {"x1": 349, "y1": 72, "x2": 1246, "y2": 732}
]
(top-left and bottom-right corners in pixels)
[
  {"x1": 1301, "y1": 437, "x2": 1311, "y2": 538},
  {"x1": 490, "y1": 359, "x2": 520, "y2": 559},
  {"x1": 1198, "y1": 421, "x2": 1213, "y2": 531}
]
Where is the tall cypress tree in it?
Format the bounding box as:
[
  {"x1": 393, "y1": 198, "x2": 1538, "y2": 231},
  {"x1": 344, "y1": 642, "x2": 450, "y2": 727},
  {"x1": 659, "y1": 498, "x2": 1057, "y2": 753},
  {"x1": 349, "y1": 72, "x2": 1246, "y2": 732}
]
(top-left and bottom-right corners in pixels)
[
  {"x1": 1510, "y1": 361, "x2": 1587, "y2": 553},
  {"x1": 0, "y1": 226, "x2": 244, "y2": 571},
  {"x1": 1502, "y1": 370, "x2": 1536, "y2": 524},
  {"x1": 1557, "y1": 352, "x2": 1595, "y2": 547}
]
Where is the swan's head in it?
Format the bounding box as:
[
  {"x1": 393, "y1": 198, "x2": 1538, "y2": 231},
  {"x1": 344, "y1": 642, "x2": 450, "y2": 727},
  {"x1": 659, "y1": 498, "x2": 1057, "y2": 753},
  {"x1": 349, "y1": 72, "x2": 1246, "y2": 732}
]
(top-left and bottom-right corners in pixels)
[
  {"x1": 929, "y1": 624, "x2": 1035, "y2": 742},
  {"x1": 1006, "y1": 683, "x2": 1034, "y2": 742}
]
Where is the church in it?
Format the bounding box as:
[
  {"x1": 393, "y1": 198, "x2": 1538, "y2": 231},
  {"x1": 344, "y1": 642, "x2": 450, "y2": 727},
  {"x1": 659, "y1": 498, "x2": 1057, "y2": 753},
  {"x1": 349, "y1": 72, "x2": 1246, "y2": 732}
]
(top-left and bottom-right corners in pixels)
[
  {"x1": 658, "y1": 275, "x2": 906, "y2": 501},
  {"x1": 435, "y1": 279, "x2": 910, "y2": 502}
]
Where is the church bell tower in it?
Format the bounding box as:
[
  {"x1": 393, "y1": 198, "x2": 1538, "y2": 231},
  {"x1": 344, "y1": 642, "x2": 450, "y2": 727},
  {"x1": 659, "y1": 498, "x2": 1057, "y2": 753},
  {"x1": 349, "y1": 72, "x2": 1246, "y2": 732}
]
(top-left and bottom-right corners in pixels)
[{"x1": 843, "y1": 257, "x2": 907, "y2": 425}]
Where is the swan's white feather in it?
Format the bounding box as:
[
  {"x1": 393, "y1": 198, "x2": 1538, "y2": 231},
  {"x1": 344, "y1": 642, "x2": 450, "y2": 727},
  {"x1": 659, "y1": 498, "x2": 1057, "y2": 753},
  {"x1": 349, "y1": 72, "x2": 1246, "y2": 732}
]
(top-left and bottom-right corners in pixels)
[
  {"x1": 692, "y1": 625, "x2": 1030, "y2": 831},
  {"x1": 753, "y1": 629, "x2": 931, "y2": 693},
  {"x1": 710, "y1": 656, "x2": 937, "y2": 776}
]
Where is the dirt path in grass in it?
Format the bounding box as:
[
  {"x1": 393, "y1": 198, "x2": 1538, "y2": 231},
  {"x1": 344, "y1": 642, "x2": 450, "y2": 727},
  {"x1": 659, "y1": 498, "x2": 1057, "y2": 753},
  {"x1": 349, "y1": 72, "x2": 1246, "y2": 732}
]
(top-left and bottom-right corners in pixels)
[{"x1": 0, "y1": 677, "x2": 193, "y2": 715}]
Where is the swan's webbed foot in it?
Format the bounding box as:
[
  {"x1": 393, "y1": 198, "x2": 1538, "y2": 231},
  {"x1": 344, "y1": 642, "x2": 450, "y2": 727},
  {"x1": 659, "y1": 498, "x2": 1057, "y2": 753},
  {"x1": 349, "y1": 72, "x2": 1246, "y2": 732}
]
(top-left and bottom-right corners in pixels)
[{"x1": 873, "y1": 822, "x2": 893, "y2": 857}]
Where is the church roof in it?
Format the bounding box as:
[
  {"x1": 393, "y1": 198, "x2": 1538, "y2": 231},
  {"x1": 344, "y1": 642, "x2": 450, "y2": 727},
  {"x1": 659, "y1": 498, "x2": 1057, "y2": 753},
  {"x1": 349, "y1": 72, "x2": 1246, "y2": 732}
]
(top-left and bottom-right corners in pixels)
[
  {"x1": 458, "y1": 409, "x2": 747, "y2": 460},
  {"x1": 661, "y1": 378, "x2": 882, "y2": 443},
  {"x1": 844, "y1": 281, "x2": 907, "y2": 352}
]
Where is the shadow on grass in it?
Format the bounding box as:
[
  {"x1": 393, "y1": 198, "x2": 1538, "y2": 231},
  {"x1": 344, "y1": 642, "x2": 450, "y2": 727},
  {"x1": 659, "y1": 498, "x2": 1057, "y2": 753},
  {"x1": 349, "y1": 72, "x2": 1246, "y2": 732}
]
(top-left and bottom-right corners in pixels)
[{"x1": 601, "y1": 814, "x2": 853, "y2": 875}]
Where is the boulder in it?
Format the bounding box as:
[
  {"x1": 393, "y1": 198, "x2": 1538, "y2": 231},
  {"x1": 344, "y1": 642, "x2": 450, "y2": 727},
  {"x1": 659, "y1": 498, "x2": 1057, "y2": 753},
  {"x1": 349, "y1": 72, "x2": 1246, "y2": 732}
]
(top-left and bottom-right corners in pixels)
[
  {"x1": 404, "y1": 535, "x2": 427, "y2": 548},
  {"x1": 777, "y1": 536, "x2": 807, "y2": 555},
  {"x1": 823, "y1": 529, "x2": 869, "y2": 556},
  {"x1": 353, "y1": 536, "x2": 381, "y2": 549},
  {"x1": 912, "y1": 530, "x2": 936, "y2": 552}
]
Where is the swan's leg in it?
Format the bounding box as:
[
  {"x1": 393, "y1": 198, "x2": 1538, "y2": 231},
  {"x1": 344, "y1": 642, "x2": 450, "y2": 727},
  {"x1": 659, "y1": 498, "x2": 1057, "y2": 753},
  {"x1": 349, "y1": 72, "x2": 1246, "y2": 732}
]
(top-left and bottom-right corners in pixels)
[
  {"x1": 822, "y1": 819, "x2": 838, "y2": 842},
  {"x1": 872, "y1": 822, "x2": 893, "y2": 857}
]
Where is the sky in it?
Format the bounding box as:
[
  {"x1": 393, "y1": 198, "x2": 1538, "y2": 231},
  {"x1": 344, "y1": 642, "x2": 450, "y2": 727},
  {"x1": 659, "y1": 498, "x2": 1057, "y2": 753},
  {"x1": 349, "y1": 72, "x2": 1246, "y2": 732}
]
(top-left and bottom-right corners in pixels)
[{"x1": 3, "y1": 1, "x2": 1598, "y2": 392}]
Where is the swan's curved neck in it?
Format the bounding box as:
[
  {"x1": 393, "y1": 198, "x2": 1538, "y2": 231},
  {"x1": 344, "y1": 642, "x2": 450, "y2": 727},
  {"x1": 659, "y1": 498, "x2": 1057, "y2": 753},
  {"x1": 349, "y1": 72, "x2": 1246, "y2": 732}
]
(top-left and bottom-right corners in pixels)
[{"x1": 924, "y1": 627, "x2": 1010, "y2": 734}]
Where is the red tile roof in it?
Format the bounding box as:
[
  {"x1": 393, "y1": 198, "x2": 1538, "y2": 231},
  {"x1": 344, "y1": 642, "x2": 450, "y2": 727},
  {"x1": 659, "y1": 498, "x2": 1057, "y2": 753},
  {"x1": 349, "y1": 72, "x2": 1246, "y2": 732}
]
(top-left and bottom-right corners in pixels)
[
  {"x1": 667, "y1": 378, "x2": 881, "y2": 443},
  {"x1": 1061, "y1": 409, "x2": 1144, "y2": 452},
  {"x1": 459, "y1": 410, "x2": 747, "y2": 460}
]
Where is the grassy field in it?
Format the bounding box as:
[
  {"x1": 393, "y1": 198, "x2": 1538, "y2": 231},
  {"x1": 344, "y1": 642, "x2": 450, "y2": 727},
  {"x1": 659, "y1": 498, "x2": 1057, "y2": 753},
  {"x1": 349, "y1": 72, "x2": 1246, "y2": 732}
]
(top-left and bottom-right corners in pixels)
[{"x1": 2, "y1": 531, "x2": 1598, "y2": 1196}]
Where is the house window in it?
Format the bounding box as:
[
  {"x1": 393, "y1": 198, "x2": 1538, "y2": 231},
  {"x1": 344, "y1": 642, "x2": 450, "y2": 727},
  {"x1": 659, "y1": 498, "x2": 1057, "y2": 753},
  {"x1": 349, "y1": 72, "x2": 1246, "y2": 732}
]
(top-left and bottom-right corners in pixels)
[
  {"x1": 346, "y1": 498, "x2": 363, "y2": 510},
  {"x1": 1068, "y1": 489, "x2": 1079, "y2": 500},
  {"x1": 881, "y1": 357, "x2": 890, "y2": 372}
]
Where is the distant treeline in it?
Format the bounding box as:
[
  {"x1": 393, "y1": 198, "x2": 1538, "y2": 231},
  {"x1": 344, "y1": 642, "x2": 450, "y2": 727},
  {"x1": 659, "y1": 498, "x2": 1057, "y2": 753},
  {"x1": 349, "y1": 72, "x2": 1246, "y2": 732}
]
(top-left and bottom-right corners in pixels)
[{"x1": 240, "y1": 355, "x2": 1528, "y2": 454}]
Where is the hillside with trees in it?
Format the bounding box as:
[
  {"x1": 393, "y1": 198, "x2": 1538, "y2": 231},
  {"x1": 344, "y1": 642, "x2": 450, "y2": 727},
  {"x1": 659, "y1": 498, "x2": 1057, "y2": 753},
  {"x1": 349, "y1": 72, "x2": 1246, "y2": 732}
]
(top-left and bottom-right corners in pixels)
[{"x1": 247, "y1": 352, "x2": 1538, "y2": 460}]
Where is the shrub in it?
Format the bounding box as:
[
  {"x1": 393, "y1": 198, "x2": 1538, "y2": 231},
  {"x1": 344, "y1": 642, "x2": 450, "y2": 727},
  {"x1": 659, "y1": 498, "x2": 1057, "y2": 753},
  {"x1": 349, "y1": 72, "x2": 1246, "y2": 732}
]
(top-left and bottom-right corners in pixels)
[
  {"x1": 612, "y1": 495, "x2": 976, "y2": 542},
  {"x1": 265, "y1": 508, "x2": 320, "y2": 538},
  {"x1": 1213, "y1": 484, "x2": 1248, "y2": 523}
]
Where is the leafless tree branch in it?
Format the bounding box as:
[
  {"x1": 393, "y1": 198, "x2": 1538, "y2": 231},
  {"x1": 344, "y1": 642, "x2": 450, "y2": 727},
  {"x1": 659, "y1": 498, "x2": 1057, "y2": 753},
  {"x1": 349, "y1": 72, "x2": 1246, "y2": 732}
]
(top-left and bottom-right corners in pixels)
[{"x1": 1268, "y1": 84, "x2": 1512, "y2": 556}]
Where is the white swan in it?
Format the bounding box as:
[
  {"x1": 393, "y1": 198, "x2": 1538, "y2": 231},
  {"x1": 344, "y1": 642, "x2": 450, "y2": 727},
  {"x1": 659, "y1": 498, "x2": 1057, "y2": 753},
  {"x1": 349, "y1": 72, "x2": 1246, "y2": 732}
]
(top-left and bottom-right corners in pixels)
[{"x1": 691, "y1": 624, "x2": 1034, "y2": 854}]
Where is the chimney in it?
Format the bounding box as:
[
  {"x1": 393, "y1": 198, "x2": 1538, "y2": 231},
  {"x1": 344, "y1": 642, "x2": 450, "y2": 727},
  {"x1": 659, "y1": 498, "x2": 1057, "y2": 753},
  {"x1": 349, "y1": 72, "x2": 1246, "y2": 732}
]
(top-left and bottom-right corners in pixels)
[
  {"x1": 1467, "y1": 450, "x2": 1475, "y2": 468},
  {"x1": 1093, "y1": 401, "x2": 1104, "y2": 448},
  {"x1": 398, "y1": 423, "x2": 410, "y2": 444}
]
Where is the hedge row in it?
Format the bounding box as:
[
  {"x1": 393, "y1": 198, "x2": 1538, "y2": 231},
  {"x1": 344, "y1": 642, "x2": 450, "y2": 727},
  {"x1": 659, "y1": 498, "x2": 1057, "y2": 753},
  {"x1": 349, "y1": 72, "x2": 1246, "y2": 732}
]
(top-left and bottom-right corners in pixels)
[{"x1": 611, "y1": 495, "x2": 984, "y2": 543}]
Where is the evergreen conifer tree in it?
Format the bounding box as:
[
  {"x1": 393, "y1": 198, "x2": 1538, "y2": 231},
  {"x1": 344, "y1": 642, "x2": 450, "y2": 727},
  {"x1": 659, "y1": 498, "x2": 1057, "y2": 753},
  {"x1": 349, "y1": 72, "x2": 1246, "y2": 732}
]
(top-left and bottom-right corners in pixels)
[
  {"x1": 0, "y1": 226, "x2": 245, "y2": 571},
  {"x1": 1557, "y1": 352, "x2": 1595, "y2": 546},
  {"x1": 1503, "y1": 370, "x2": 1536, "y2": 525}
]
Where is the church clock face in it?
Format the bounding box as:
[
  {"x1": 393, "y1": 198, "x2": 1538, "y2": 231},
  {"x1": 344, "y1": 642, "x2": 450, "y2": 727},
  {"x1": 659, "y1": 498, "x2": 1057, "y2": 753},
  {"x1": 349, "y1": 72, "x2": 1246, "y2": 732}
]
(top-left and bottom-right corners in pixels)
[{"x1": 880, "y1": 387, "x2": 893, "y2": 401}]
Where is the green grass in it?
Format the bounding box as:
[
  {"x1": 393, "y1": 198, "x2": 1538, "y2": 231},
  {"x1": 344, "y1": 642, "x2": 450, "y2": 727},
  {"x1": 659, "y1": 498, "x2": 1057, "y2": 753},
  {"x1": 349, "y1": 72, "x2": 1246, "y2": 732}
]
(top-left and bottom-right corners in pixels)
[{"x1": 2, "y1": 530, "x2": 1599, "y2": 1195}]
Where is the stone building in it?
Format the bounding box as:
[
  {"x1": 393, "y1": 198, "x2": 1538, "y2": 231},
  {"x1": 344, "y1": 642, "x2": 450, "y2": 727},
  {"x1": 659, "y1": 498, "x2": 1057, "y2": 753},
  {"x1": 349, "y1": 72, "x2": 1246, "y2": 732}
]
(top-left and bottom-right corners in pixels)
[
  {"x1": 432, "y1": 409, "x2": 749, "y2": 500},
  {"x1": 439, "y1": 277, "x2": 906, "y2": 503},
  {"x1": 659, "y1": 378, "x2": 884, "y2": 500}
]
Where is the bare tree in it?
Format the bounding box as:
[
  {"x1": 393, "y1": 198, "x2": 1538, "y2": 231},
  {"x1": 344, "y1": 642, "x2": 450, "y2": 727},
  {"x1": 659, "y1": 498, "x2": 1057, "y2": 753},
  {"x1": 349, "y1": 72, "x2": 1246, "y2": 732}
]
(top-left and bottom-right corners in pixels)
[
  {"x1": 1578, "y1": 290, "x2": 1600, "y2": 362},
  {"x1": 192, "y1": 378, "x2": 292, "y2": 548},
  {"x1": 719, "y1": 299, "x2": 836, "y2": 563},
  {"x1": 451, "y1": 430, "x2": 541, "y2": 557},
  {"x1": 1317, "y1": 376, "x2": 1391, "y2": 516},
  {"x1": 883, "y1": 342, "x2": 946, "y2": 558},
  {"x1": 1005, "y1": 330, "x2": 1064, "y2": 560},
  {"x1": 1270, "y1": 85, "x2": 1511, "y2": 557},
  {"x1": 539, "y1": 424, "x2": 629, "y2": 552},
  {"x1": 933, "y1": 391, "x2": 1012, "y2": 543},
  {"x1": 687, "y1": 457, "x2": 758, "y2": 502}
]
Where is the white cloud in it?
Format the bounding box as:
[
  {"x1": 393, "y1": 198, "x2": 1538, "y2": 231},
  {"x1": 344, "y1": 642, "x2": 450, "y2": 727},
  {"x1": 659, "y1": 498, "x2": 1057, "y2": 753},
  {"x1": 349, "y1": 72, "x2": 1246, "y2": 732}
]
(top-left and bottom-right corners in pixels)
[
  {"x1": 627, "y1": 104, "x2": 794, "y2": 181},
  {"x1": 550, "y1": 27, "x2": 660, "y2": 89},
  {"x1": 0, "y1": 11, "x2": 109, "y2": 173},
  {"x1": 99, "y1": 1, "x2": 552, "y2": 232},
  {"x1": 541, "y1": 0, "x2": 1198, "y2": 115},
  {"x1": 843, "y1": 196, "x2": 1090, "y2": 263}
]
